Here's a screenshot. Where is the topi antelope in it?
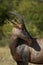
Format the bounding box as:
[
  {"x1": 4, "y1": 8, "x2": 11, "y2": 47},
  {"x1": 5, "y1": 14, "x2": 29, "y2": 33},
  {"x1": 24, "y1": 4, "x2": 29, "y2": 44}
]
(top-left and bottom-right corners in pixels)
[{"x1": 9, "y1": 12, "x2": 43, "y2": 65}]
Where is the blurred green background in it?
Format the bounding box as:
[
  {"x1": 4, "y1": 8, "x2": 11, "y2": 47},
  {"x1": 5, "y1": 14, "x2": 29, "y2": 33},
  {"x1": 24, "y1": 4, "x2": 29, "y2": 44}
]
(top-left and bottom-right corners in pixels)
[
  {"x1": 0, "y1": 0, "x2": 43, "y2": 46},
  {"x1": 0, "y1": 0, "x2": 43, "y2": 65}
]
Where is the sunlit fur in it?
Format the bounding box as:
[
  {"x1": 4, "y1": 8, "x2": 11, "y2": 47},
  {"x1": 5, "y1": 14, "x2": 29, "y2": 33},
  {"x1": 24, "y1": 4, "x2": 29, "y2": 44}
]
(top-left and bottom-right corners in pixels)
[{"x1": 9, "y1": 12, "x2": 43, "y2": 65}]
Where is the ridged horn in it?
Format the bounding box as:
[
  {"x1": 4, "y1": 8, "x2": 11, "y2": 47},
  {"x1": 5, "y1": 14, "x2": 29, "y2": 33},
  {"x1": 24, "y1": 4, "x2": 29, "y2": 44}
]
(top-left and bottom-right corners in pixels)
[{"x1": 9, "y1": 11, "x2": 33, "y2": 39}]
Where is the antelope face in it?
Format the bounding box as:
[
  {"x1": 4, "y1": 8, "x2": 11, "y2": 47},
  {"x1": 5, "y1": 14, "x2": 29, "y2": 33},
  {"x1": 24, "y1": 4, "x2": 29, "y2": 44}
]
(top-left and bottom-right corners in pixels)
[
  {"x1": 11, "y1": 20, "x2": 25, "y2": 36},
  {"x1": 14, "y1": 23, "x2": 24, "y2": 30},
  {"x1": 9, "y1": 11, "x2": 32, "y2": 46},
  {"x1": 11, "y1": 20, "x2": 32, "y2": 46}
]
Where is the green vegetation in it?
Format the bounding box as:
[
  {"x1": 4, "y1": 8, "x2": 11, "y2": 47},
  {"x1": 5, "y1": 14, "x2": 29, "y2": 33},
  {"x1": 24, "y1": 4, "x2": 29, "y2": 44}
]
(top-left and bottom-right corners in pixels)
[{"x1": 0, "y1": 0, "x2": 43, "y2": 46}]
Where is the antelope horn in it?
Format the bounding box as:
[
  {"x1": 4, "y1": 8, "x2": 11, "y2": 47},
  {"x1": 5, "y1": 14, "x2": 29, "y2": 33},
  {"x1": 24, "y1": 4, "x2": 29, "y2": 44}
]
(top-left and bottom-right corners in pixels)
[
  {"x1": 9, "y1": 11, "x2": 26, "y2": 28},
  {"x1": 9, "y1": 11, "x2": 33, "y2": 39},
  {"x1": 9, "y1": 11, "x2": 24, "y2": 24}
]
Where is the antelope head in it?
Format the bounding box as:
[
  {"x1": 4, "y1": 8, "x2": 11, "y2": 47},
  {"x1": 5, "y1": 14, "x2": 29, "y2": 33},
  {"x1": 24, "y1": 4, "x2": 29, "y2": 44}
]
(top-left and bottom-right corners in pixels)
[
  {"x1": 11, "y1": 19, "x2": 24, "y2": 30},
  {"x1": 9, "y1": 11, "x2": 33, "y2": 45}
]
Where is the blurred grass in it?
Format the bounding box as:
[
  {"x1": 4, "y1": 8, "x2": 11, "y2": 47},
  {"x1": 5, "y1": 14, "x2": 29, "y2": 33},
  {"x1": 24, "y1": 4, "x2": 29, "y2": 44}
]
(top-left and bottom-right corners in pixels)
[
  {"x1": 0, "y1": 47, "x2": 16, "y2": 65},
  {"x1": 0, "y1": 38, "x2": 9, "y2": 46},
  {"x1": 0, "y1": 23, "x2": 12, "y2": 46}
]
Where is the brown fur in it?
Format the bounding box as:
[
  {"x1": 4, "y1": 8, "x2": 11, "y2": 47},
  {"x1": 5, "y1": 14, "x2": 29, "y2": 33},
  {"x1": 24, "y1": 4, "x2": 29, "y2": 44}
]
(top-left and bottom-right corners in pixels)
[{"x1": 9, "y1": 21, "x2": 43, "y2": 64}]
